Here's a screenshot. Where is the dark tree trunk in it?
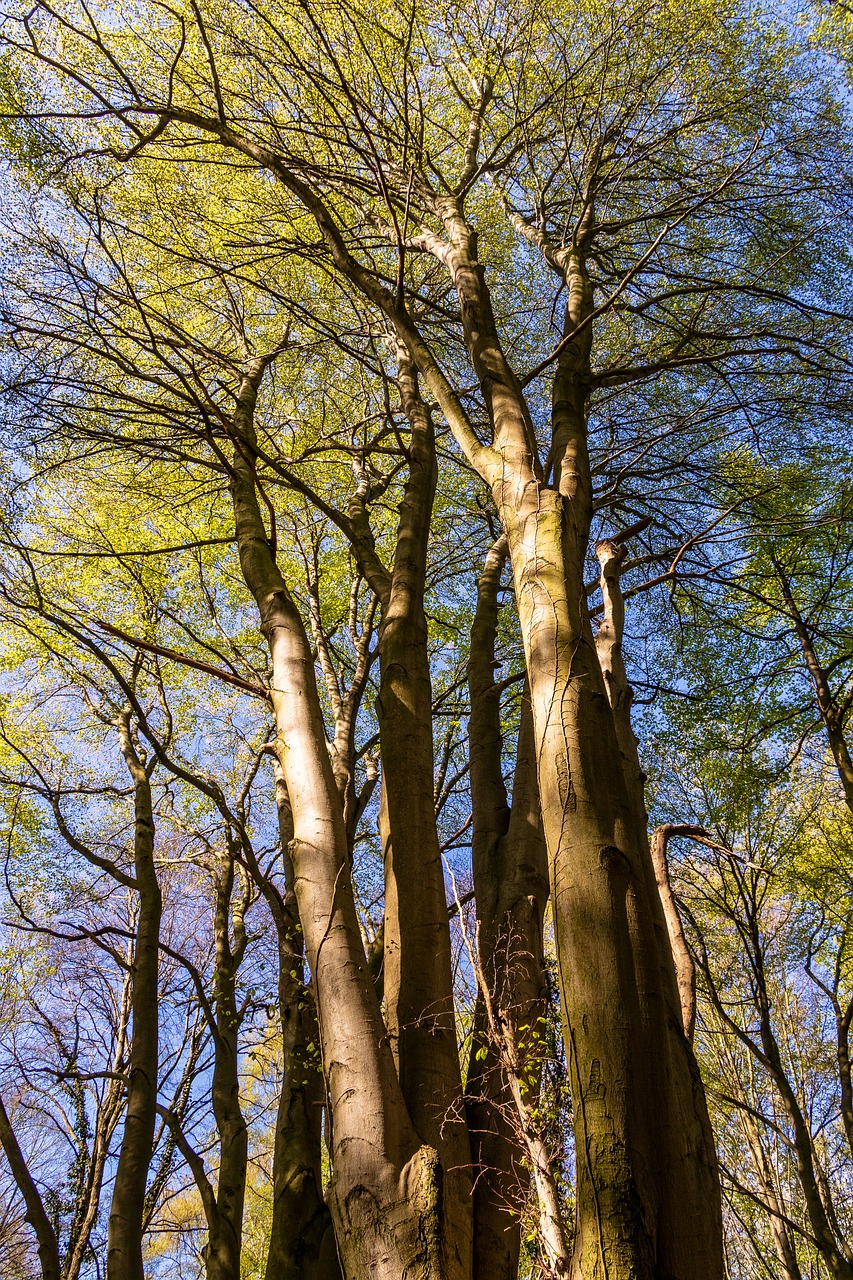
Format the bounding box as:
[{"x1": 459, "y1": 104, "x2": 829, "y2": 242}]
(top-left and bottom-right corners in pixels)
[
  {"x1": 0, "y1": 1093, "x2": 61, "y2": 1280},
  {"x1": 465, "y1": 536, "x2": 550, "y2": 1280},
  {"x1": 202, "y1": 849, "x2": 249, "y2": 1280},
  {"x1": 107, "y1": 712, "x2": 162, "y2": 1280},
  {"x1": 374, "y1": 349, "x2": 472, "y2": 1268}
]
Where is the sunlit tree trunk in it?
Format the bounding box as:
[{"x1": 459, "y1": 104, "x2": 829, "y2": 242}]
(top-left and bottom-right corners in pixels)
[
  {"x1": 227, "y1": 358, "x2": 469, "y2": 1279},
  {"x1": 404, "y1": 199, "x2": 724, "y2": 1280}
]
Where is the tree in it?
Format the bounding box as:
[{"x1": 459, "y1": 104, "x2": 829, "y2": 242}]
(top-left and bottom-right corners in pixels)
[{"x1": 1, "y1": 0, "x2": 852, "y2": 1275}]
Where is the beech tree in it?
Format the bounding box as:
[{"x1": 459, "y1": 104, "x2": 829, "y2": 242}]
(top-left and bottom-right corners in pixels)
[{"x1": 0, "y1": 1, "x2": 852, "y2": 1278}]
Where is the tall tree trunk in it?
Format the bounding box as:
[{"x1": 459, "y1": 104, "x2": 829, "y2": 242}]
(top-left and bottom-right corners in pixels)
[
  {"x1": 736, "y1": 1087, "x2": 803, "y2": 1280},
  {"x1": 374, "y1": 348, "x2": 472, "y2": 1269},
  {"x1": 202, "y1": 849, "x2": 249, "y2": 1280},
  {"x1": 66, "y1": 967, "x2": 132, "y2": 1280},
  {"x1": 836, "y1": 992, "x2": 853, "y2": 1162},
  {"x1": 465, "y1": 535, "x2": 551, "y2": 1280},
  {"x1": 390, "y1": 201, "x2": 724, "y2": 1279},
  {"x1": 227, "y1": 358, "x2": 467, "y2": 1280},
  {"x1": 263, "y1": 764, "x2": 340, "y2": 1280},
  {"x1": 751, "y1": 946, "x2": 853, "y2": 1280},
  {"x1": 595, "y1": 531, "x2": 701, "y2": 1049},
  {"x1": 772, "y1": 564, "x2": 853, "y2": 1169},
  {"x1": 108, "y1": 710, "x2": 162, "y2": 1280},
  {"x1": 0, "y1": 1093, "x2": 61, "y2": 1280},
  {"x1": 698, "y1": 907, "x2": 853, "y2": 1280},
  {"x1": 440, "y1": 229, "x2": 720, "y2": 1280},
  {"x1": 508, "y1": 409, "x2": 721, "y2": 1280}
]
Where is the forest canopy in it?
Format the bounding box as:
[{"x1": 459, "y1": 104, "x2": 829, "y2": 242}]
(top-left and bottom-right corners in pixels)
[{"x1": 0, "y1": 1, "x2": 852, "y2": 1278}]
